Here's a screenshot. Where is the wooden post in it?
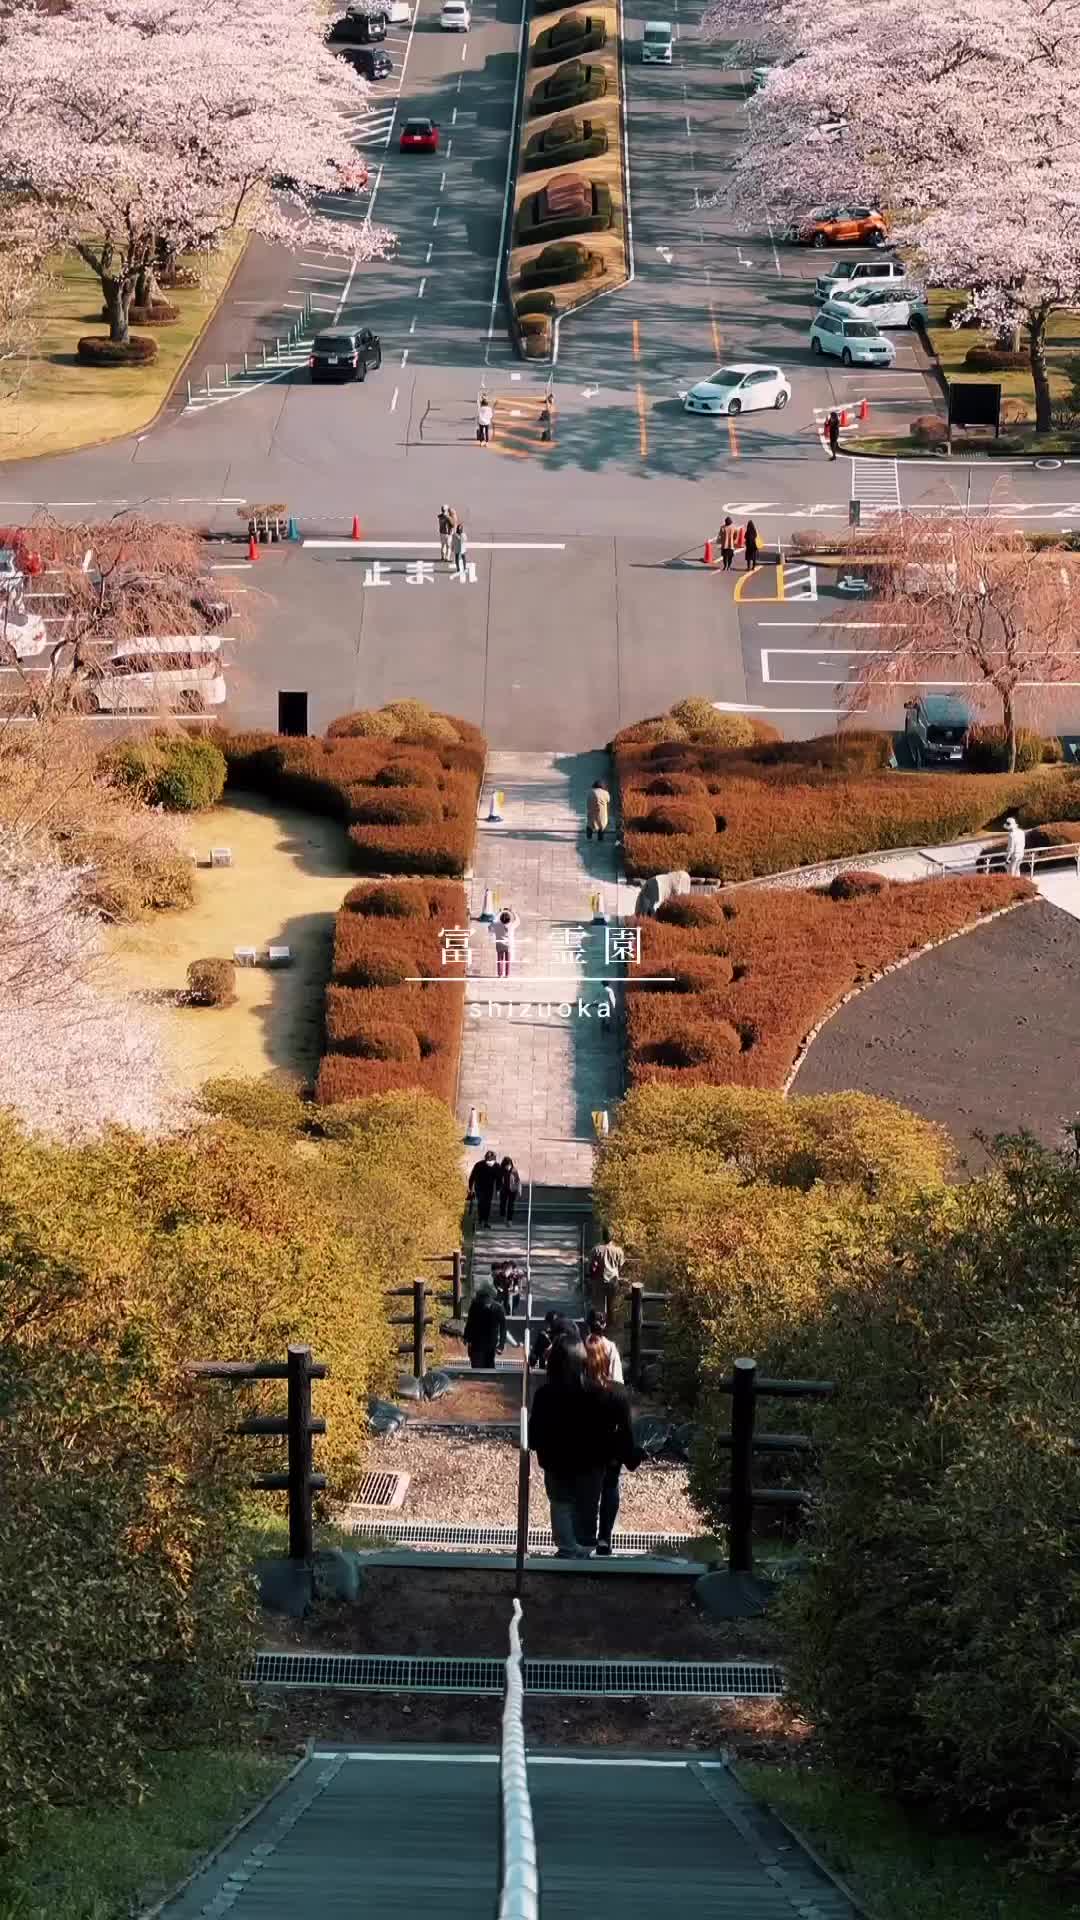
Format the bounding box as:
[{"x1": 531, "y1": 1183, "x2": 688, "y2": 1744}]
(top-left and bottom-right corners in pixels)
[
  {"x1": 412, "y1": 1278, "x2": 426, "y2": 1381},
  {"x1": 452, "y1": 1249, "x2": 463, "y2": 1317},
  {"x1": 629, "y1": 1283, "x2": 643, "y2": 1386},
  {"x1": 286, "y1": 1344, "x2": 314, "y2": 1564},
  {"x1": 729, "y1": 1358, "x2": 756, "y2": 1575}
]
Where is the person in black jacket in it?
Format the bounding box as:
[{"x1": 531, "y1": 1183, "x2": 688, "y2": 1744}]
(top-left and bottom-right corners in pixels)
[
  {"x1": 498, "y1": 1155, "x2": 521, "y2": 1222},
  {"x1": 468, "y1": 1149, "x2": 500, "y2": 1227},
  {"x1": 529, "y1": 1337, "x2": 641, "y2": 1556},
  {"x1": 462, "y1": 1283, "x2": 506, "y2": 1368}
]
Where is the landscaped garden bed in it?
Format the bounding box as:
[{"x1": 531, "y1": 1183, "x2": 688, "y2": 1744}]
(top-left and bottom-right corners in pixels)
[{"x1": 318, "y1": 877, "x2": 466, "y2": 1103}]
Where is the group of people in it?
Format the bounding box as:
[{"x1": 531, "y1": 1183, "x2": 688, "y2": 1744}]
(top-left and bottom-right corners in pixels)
[
  {"x1": 437, "y1": 505, "x2": 470, "y2": 577},
  {"x1": 529, "y1": 1307, "x2": 640, "y2": 1557},
  {"x1": 716, "y1": 516, "x2": 760, "y2": 573},
  {"x1": 467, "y1": 1149, "x2": 522, "y2": 1226}
]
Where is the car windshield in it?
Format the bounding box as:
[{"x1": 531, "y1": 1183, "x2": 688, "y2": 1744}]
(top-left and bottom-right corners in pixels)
[
  {"x1": 844, "y1": 322, "x2": 879, "y2": 338},
  {"x1": 928, "y1": 725, "x2": 966, "y2": 745},
  {"x1": 405, "y1": 120, "x2": 431, "y2": 132},
  {"x1": 645, "y1": 27, "x2": 670, "y2": 38},
  {"x1": 709, "y1": 368, "x2": 745, "y2": 386}
]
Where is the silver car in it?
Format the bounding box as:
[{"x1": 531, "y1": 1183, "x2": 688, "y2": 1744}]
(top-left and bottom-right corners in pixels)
[
  {"x1": 830, "y1": 284, "x2": 928, "y2": 328},
  {"x1": 815, "y1": 256, "x2": 906, "y2": 302}
]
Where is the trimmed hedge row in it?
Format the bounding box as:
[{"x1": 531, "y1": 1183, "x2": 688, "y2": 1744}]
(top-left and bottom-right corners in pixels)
[
  {"x1": 625, "y1": 872, "x2": 1033, "y2": 1090},
  {"x1": 317, "y1": 879, "x2": 467, "y2": 1104},
  {"x1": 215, "y1": 701, "x2": 485, "y2": 878}
]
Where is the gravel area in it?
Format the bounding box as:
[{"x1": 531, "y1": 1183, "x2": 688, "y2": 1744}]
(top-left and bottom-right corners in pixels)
[{"x1": 361, "y1": 1429, "x2": 706, "y2": 1536}]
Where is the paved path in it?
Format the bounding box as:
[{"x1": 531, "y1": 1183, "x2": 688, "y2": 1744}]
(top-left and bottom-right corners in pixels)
[
  {"x1": 458, "y1": 752, "x2": 626, "y2": 1190},
  {"x1": 159, "y1": 1747, "x2": 860, "y2": 1919}
]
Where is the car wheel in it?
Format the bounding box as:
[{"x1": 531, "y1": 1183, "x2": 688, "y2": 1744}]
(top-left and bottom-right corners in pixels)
[
  {"x1": 813, "y1": 231, "x2": 826, "y2": 247},
  {"x1": 727, "y1": 397, "x2": 741, "y2": 414},
  {"x1": 374, "y1": 350, "x2": 382, "y2": 370},
  {"x1": 841, "y1": 348, "x2": 853, "y2": 365},
  {"x1": 774, "y1": 389, "x2": 788, "y2": 409},
  {"x1": 810, "y1": 336, "x2": 822, "y2": 355}
]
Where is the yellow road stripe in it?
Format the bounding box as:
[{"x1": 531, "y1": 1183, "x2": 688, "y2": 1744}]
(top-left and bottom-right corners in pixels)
[
  {"x1": 727, "y1": 414, "x2": 740, "y2": 459},
  {"x1": 632, "y1": 318, "x2": 641, "y2": 362},
  {"x1": 636, "y1": 382, "x2": 649, "y2": 459},
  {"x1": 709, "y1": 302, "x2": 721, "y2": 359}
]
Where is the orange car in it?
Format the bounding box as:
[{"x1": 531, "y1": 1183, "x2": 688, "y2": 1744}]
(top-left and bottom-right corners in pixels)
[{"x1": 787, "y1": 205, "x2": 889, "y2": 248}]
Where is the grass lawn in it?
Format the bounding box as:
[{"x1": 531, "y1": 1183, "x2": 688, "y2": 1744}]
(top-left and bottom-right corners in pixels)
[
  {"x1": 739, "y1": 1765, "x2": 1074, "y2": 1920},
  {"x1": 0, "y1": 1747, "x2": 289, "y2": 1920},
  {"x1": 0, "y1": 236, "x2": 246, "y2": 464}
]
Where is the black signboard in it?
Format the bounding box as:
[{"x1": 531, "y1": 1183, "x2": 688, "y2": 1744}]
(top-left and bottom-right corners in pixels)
[{"x1": 948, "y1": 381, "x2": 1002, "y2": 433}]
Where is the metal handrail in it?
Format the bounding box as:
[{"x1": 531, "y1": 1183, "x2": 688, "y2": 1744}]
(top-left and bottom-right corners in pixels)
[
  {"x1": 497, "y1": 1599, "x2": 539, "y2": 1920},
  {"x1": 514, "y1": 1185, "x2": 534, "y2": 1599},
  {"x1": 688, "y1": 839, "x2": 1080, "y2": 893}
]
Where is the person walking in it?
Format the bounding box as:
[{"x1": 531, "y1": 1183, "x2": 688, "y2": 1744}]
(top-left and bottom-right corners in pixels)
[
  {"x1": 452, "y1": 521, "x2": 469, "y2": 580},
  {"x1": 468, "y1": 1148, "x2": 500, "y2": 1227},
  {"x1": 492, "y1": 906, "x2": 520, "y2": 979},
  {"x1": 437, "y1": 505, "x2": 455, "y2": 563},
  {"x1": 1005, "y1": 815, "x2": 1027, "y2": 875},
  {"x1": 587, "y1": 1230, "x2": 625, "y2": 1312},
  {"x1": 584, "y1": 1308, "x2": 623, "y2": 1385},
  {"x1": 744, "y1": 519, "x2": 760, "y2": 571},
  {"x1": 477, "y1": 393, "x2": 494, "y2": 444},
  {"x1": 462, "y1": 1281, "x2": 506, "y2": 1368},
  {"x1": 718, "y1": 515, "x2": 736, "y2": 571},
  {"x1": 826, "y1": 409, "x2": 841, "y2": 460},
  {"x1": 539, "y1": 386, "x2": 555, "y2": 442},
  {"x1": 498, "y1": 1155, "x2": 521, "y2": 1222},
  {"x1": 583, "y1": 1331, "x2": 639, "y2": 1555},
  {"x1": 529, "y1": 1336, "x2": 640, "y2": 1556},
  {"x1": 586, "y1": 777, "x2": 610, "y2": 842},
  {"x1": 530, "y1": 1310, "x2": 578, "y2": 1370},
  {"x1": 492, "y1": 1259, "x2": 525, "y2": 1316}
]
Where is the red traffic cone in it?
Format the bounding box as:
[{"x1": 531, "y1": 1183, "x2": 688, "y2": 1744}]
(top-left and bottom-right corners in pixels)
[
  {"x1": 858, "y1": 396, "x2": 870, "y2": 422},
  {"x1": 351, "y1": 514, "x2": 362, "y2": 541},
  {"x1": 703, "y1": 538, "x2": 714, "y2": 567},
  {"x1": 734, "y1": 525, "x2": 746, "y2": 550},
  {"x1": 839, "y1": 408, "x2": 850, "y2": 429},
  {"x1": 248, "y1": 532, "x2": 258, "y2": 562}
]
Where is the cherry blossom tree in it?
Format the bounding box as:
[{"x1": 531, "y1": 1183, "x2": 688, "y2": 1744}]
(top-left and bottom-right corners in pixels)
[
  {"x1": 838, "y1": 514, "x2": 1080, "y2": 769},
  {"x1": 0, "y1": 0, "x2": 393, "y2": 344},
  {"x1": 0, "y1": 833, "x2": 189, "y2": 1142}
]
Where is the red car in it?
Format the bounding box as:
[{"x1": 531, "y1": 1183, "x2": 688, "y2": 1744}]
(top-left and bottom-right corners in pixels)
[{"x1": 400, "y1": 116, "x2": 439, "y2": 153}]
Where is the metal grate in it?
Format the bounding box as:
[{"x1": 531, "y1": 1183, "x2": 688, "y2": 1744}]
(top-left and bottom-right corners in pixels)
[
  {"x1": 345, "y1": 1518, "x2": 693, "y2": 1554},
  {"x1": 244, "y1": 1651, "x2": 783, "y2": 1699},
  {"x1": 351, "y1": 1471, "x2": 410, "y2": 1510}
]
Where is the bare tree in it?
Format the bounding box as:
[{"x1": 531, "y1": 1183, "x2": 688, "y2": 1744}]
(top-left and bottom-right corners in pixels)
[{"x1": 838, "y1": 515, "x2": 1080, "y2": 770}]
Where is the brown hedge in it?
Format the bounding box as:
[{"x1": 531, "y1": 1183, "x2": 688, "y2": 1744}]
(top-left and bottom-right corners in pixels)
[
  {"x1": 626, "y1": 874, "x2": 1034, "y2": 1090},
  {"x1": 613, "y1": 731, "x2": 1080, "y2": 881},
  {"x1": 318, "y1": 879, "x2": 467, "y2": 1105}
]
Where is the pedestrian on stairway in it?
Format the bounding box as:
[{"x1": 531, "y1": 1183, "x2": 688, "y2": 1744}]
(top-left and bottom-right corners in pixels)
[
  {"x1": 498, "y1": 1155, "x2": 521, "y2": 1222},
  {"x1": 826, "y1": 410, "x2": 841, "y2": 460},
  {"x1": 586, "y1": 778, "x2": 610, "y2": 842},
  {"x1": 529, "y1": 1336, "x2": 639, "y2": 1556},
  {"x1": 530, "y1": 1311, "x2": 578, "y2": 1370},
  {"x1": 468, "y1": 1148, "x2": 500, "y2": 1227},
  {"x1": 452, "y1": 521, "x2": 469, "y2": 580},
  {"x1": 463, "y1": 1281, "x2": 506, "y2": 1369},
  {"x1": 492, "y1": 906, "x2": 520, "y2": 978},
  {"x1": 588, "y1": 1230, "x2": 625, "y2": 1312},
  {"x1": 744, "y1": 519, "x2": 760, "y2": 571},
  {"x1": 718, "y1": 515, "x2": 736, "y2": 571},
  {"x1": 583, "y1": 1326, "x2": 640, "y2": 1555},
  {"x1": 584, "y1": 1308, "x2": 623, "y2": 1385},
  {"x1": 437, "y1": 505, "x2": 455, "y2": 562},
  {"x1": 492, "y1": 1259, "x2": 525, "y2": 1315}
]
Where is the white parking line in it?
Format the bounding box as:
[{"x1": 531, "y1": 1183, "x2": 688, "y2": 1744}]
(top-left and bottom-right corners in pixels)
[
  {"x1": 417, "y1": 277, "x2": 427, "y2": 298},
  {"x1": 303, "y1": 539, "x2": 568, "y2": 550},
  {"x1": 390, "y1": 386, "x2": 400, "y2": 411}
]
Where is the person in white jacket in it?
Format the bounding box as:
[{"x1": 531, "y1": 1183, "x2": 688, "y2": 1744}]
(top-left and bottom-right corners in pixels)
[
  {"x1": 1005, "y1": 816, "x2": 1027, "y2": 875},
  {"x1": 492, "y1": 907, "x2": 520, "y2": 978}
]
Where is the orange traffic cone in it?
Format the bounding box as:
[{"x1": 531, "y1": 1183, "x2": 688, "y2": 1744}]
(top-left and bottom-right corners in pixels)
[
  {"x1": 351, "y1": 515, "x2": 362, "y2": 541},
  {"x1": 703, "y1": 538, "x2": 714, "y2": 566},
  {"x1": 734, "y1": 525, "x2": 746, "y2": 550},
  {"x1": 839, "y1": 408, "x2": 850, "y2": 429},
  {"x1": 858, "y1": 396, "x2": 870, "y2": 422},
  {"x1": 248, "y1": 532, "x2": 258, "y2": 562}
]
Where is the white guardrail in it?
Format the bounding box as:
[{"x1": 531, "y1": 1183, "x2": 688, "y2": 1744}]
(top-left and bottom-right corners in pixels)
[
  {"x1": 497, "y1": 1599, "x2": 539, "y2": 1920},
  {"x1": 689, "y1": 840, "x2": 1080, "y2": 892}
]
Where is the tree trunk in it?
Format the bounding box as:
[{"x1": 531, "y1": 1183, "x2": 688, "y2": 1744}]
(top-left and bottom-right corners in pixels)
[
  {"x1": 1003, "y1": 687, "x2": 1017, "y2": 772},
  {"x1": 134, "y1": 264, "x2": 161, "y2": 308},
  {"x1": 1029, "y1": 308, "x2": 1053, "y2": 435},
  {"x1": 102, "y1": 277, "x2": 132, "y2": 345}
]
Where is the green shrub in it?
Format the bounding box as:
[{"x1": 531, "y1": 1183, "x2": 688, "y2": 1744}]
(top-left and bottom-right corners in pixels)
[
  {"x1": 326, "y1": 708, "x2": 402, "y2": 740},
  {"x1": 102, "y1": 734, "x2": 226, "y2": 811},
  {"x1": 528, "y1": 59, "x2": 607, "y2": 113},
  {"x1": 530, "y1": 13, "x2": 607, "y2": 66},
  {"x1": 522, "y1": 119, "x2": 608, "y2": 170},
  {"x1": 198, "y1": 1075, "x2": 308, "y2": 1132},
  {"x1": 514, "y1": 290, "x2": 558, "y2": 319},
  {"x1": 964, "y1": 346, "x2": 1029, "y2": 372},
  {"x1": 965, "y1": 726, "x2": 1062, "y2": 773},
  {"x1": 186, "y1": 957, "x2": 236, "y2": 1006}
]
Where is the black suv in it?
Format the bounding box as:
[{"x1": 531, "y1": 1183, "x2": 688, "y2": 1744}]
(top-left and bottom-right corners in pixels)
[
  {"x1": 327, "y1": 8, "x2": 388, "y2": 43},
  {"x1": 334, "y1": 42, "x2": 392, "y2": 76},
  {"x1": 310, "y1": 327, "x2": 383, "y2": 383}
]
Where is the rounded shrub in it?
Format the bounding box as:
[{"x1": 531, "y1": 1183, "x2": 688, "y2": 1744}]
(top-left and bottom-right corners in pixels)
[
  {"x1": 199, "y1": 1075, "x2": 308, "y2": 1133},
  {"x1": 638, "y1": 1025, "x2": 740, "y2": 1070},
  {"x1": 339, "y1": 944, "x2": 413, "y2": 988},
  {"x1": 826, "y1": 869, "x2": 886, "y2": 901},
  {"x1": 964, "y1": 346, "x2": 1029, "y2": 372},
  {"x1": 396, "y1": 712, "x2": 461, "y2": 744},
  {"x1": 348, "y1": 1021, "x2": 422, "y2": 1064},
  {"x1": 325, "y1": 708, "x2": 403, "y2": 740},
  {"x1": 671, "y1": 956, "x2": 734, "y2": 993},
  {"x1": 186, "y1": 957, "x2": 236, "y2": 1006},
  {"x1": 77, "y1": 334, "x2": 158, "y2": 365},
  {"x1": 344, "y1": 883, "x2": 426, "y2": 918},
  {"x1": 966, "y1": 726, "x2": 1060, "y2": 773},
  {"x1": 374, "y1": 761, "x2": 438, "y2": 790},
  {"x1": 668, "y1": 696, "x2": 749, "y2": 740},
  {"x1": 655, "y1": 894, "x2": 733, "y2": 928},
  {"x1": 515, "y1": 291, "x2": 558, "y2": 320},
  {"x1": 642, "y1": 800, "x2": 717, "y2": 837},
  {"x1": 153, "y1": 737, "x2": 227, "y2": 811},
  {"x1": 384, "y1": 698, "x2": 437, "y2": 730},
  {"x1": 349, "y1": 790, "x2": 441, "y2": 829},
  {"x1": 910, "y1": 413, "x2": 948, "y2": 445},
  {"x1": 102, "y1": 302, "x2": 179, "y2": 326},
  {"x1": 642, "y1": 773, "x2": 709, "y2": 797},
  {"x1": 632, "y1": 717, "x2": 690, "y2": 745}
]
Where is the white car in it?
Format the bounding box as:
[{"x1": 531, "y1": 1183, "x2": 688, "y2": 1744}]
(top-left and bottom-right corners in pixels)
[
  {"x1": 815, "y1": 256, "x2": 906, "y2": 302},
  {"x1": 80, "y1": 637, "x2": 228, "y2": 714},
  {"x1": 683, "y1": 362, "x2": 791, "y2": 415},
  {"x1": 642, "y1": 19, "x2": 673, "y2": 61},
  {"x1": 440, "y1": 0, "x2": 470, "y2": 26},
  {"x1": 386, "y1": 0, "x2": 410, "y2": 18},
  {"x1": 828, "y1": 284, "x2": 927, "y2": 328},
  {"x1": 809, "y1": 305, "x2": 895, "y2": 366}
]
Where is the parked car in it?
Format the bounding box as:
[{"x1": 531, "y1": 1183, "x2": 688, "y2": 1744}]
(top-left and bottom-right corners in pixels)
[
  {"x1": 327, "y1": 7, "x2": 387, "y2": 42},
  {"x1": 829, "y1": 284, "x2": 927, "y2": 328},
  {"x1": 641, "y1": 19, "x2": 673, "y2": 61},
  {"x1": 440, "y1": 0, "x2": 470, "y2": 27},
  {"x1": 386, "y1": 0, "x2": 411, "y2": 18},
  {"x1": 334, "y1": 43, "x2": 393, "y2": 76},
  {"x1": 683, "y1": 362, "x2": 791, "y2": 415},
  {"x1": 79, "y1": 638, "x2": 228, "y2": 714},
  {"x1": 310, "y1": 326, "x2": 382, "y2": 383},
  {"x1": 809, "y1": 304, "x2": 895, "y2": 366},
  {"x1": 400, "y1": 116, "x2": 439, "y2": 151},
  {"x1": 815, "y1": 255, "x2": 906, "y2": 302},
  {"x1": 787, "y1": 205, "x2": 888, "y2": 248},
  {"x1": 904, "y1": 693, "x2": 973, "y2": 766}
]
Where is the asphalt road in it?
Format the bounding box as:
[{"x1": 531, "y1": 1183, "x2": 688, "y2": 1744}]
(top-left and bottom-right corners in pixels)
[{"x1": 3, "y1": 1, "x2": 1080, "y2": 744}]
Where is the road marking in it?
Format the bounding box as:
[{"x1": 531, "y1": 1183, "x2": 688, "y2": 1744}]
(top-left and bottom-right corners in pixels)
[
  {"x1": 401, "y1": 348, "x2": 409, "y2": 366},
  {"x1": 390, "y1": 386, "x2": 400, "y2": 412},
  {"x1": 851, "y1": 456, "x2": 901, "y2": 514},
  {"x1": 432, "y1": 208, "x2": 440, "y2": 227},
  {"x1": 727, "y1": 415, "x2": 739, "y2": 458},
  {"x1": 461, "y1": 36, "x2": 468, "y2": 58},
  {"x1": 781, "y1": 562, "x2": 818, "y2": 601},
  {"x1": 636, "y1": 382, "x2": 649, "y2": 458},
  {"x1": 425, "y1": 243, "x2": 433, "y2": 263},
  {"x1": 631, "y1": 318, "x2": 640, "y2": 362},
  {"x1": 445, "y1": 138, "x2": 453, "y2": 156},
  {"x1": 452, "y1": 106, "x2": 458, "y2": 125},
  {"x1": 457, "y1": 69, "x2": 463, "y2": 90},
  {"x1": 684, "y1": 113, "x2": 691, "y2": 136},
  {"x1": 409, "y1": 316, "x2": 417, "y2": 334},
  {"x1": 708, "y1": 302, "x2": 721, "y2": 358},
  {"x1": 417, "y1": 277, "x2": 427, "y2": 299},
  {"x1": 303, "y1": 539, "x2": 567, "y2": 550},
  {"x1": 440, "y1": 170, "x2": 447, "y2": 191}
]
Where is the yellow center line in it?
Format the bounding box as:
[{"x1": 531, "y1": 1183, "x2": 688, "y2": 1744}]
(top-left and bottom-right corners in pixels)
[
  {"x1": 636, "y1": 382, "x2": 649, "y2": 459},
  {"x1": 632, "y1": 318, "x2": 641, "y2": 362},
  {"x1": 709, "y1": 301, "x2": 721, "y2": 359},
  {"x1": 727, "y1": 414, "x2": 740, "y2": 458}
]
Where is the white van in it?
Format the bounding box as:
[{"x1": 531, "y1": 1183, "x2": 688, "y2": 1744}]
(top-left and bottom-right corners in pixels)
[
  {"x1": 83, "y1": 636, "x2": 228, "y2": 713},
  {"x1": 642, "y1": 19, "x2": 673, "y2": 61}
]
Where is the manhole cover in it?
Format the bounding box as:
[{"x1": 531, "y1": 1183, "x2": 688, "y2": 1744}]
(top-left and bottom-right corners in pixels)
[{"x1": 353, "y1": 1470, "x2": 410, "y2": 1509}]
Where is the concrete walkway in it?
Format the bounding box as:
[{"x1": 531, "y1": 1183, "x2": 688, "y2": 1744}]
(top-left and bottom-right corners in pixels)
[{"x1": 457, "y1": 752, "x2": 626, "y2": 1190}]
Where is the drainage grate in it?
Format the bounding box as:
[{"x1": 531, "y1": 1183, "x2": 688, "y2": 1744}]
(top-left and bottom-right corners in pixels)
[
  {"x1": 344, "y1": 1518, "x2": 692, "y2": 1554},
  {"x1": 351, "y1": 1471, "x2": 410, "y2": 1511},
  {"x1": 244, "y1": 1651, "x2": 783, "y2": 1699}
]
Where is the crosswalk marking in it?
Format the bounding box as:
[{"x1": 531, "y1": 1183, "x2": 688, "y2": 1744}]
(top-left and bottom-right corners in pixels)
[
  {"x1": 488, "y1": 394, "x2": 556, "y2": 460},
  {"x1": 850, "y1": 456, "x2": 901, "y2": 515},
  {"x1": 780, "y1": 561, "x2": 817, "y2": 601},
  {"x1": 342, "y1": 104, "x2": 398, "y2": 148}
]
